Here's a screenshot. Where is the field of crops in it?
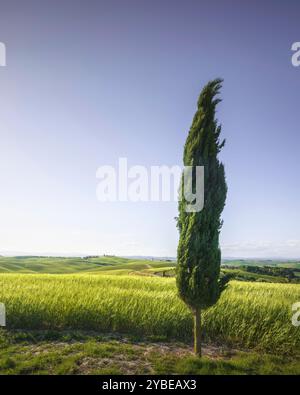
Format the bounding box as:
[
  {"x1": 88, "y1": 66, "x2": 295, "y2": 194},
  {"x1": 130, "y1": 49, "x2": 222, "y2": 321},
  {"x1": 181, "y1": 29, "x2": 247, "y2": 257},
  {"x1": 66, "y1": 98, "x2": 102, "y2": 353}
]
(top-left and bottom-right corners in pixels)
[
  {"x1": 0, "y1": 256, "x2": 176, "y2": 274},
  {"x1": 0, "y1": 273, "x2": 299, "y2": 355}
]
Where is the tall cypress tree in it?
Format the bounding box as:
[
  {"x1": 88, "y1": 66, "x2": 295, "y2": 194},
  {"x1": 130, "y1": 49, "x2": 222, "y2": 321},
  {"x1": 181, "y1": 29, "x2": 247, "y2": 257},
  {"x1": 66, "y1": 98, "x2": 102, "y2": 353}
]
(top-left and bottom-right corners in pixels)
[{"x1": 176, "y1": 79, "x2": 227, "y2": 356}]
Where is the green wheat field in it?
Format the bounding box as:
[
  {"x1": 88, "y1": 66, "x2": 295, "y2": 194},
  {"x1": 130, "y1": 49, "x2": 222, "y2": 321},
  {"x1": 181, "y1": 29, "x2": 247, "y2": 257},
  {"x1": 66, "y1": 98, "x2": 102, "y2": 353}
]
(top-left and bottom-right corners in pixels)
[{"x1": 0, "y1": 256, "x2": 299, "y2": 375}]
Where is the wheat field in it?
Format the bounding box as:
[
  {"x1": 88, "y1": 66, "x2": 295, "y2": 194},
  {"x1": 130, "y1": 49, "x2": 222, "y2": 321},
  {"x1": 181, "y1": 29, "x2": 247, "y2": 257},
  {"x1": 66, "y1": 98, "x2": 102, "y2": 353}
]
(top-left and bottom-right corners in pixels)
[{"x1": 0, "y1": 273, "x2": 299, "y2": 354}]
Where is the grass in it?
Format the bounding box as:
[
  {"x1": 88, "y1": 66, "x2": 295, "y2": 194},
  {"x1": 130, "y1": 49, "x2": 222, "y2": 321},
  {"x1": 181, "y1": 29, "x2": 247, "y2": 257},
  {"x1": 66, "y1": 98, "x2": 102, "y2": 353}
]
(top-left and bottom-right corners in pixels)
[
  {"x1": 168, "y1": 353, "x2": 300, "y2": 375},
  {"x1": 0, "y1": 256, "x2": 299, "y2": 375},
  {"x1": 0, "y1": 330, "x2": 299, "y2": 375},
  {"x1": 0, "y1": 273, "x2": 299, "y2": 354}
]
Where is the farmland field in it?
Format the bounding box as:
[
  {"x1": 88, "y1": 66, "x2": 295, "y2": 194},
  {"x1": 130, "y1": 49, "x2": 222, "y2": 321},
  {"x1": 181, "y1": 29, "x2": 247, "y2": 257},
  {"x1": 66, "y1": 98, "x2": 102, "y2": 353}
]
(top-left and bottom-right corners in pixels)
[{"x1": 0, "y1": 256, "x2": 299, "y2": 375}]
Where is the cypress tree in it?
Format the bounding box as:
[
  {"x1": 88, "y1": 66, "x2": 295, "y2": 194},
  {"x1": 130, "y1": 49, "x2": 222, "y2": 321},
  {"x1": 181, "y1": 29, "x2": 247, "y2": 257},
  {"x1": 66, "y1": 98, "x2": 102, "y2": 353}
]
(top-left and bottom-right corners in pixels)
[{"x1": 176, "y1": 78, "x2": 228, "y2": 356}]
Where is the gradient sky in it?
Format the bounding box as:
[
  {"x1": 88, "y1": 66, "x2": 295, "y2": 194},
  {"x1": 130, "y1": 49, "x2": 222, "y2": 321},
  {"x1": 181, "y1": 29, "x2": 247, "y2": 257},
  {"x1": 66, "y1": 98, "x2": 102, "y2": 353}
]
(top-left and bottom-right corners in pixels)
[{"x1": 0, "y1": 0, "x2": 300, "y2": 258}]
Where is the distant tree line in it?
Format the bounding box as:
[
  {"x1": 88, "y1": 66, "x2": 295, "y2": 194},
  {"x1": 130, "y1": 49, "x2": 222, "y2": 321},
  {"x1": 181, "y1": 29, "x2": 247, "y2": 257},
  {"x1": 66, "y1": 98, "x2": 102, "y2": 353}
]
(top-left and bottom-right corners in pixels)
[
  {"x1": 243, "y1": 265, "x2": 296, "y2": 280},
  {"x1": 223, "y1": 265, "x2": 298, "y2": 280}
]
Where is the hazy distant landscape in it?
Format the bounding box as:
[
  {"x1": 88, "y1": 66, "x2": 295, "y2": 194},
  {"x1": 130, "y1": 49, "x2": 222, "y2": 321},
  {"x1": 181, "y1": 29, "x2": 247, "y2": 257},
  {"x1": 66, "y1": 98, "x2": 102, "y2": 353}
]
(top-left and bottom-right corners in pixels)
[{"x1": 0, "y1": 255, "x2": 299, "y2": 281}]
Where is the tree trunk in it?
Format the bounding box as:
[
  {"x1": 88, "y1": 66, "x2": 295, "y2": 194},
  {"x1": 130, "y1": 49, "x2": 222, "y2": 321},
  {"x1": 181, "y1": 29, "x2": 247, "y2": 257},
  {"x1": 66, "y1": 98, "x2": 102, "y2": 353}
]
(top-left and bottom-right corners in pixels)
[{"x1": 194, "y1": 308, "x2": 201, "y2": 357}]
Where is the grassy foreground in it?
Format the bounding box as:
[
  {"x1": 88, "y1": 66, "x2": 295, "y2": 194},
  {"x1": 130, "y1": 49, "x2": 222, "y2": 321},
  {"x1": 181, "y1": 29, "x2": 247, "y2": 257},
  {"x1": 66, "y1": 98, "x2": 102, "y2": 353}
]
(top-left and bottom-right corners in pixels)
[
  {"x1": 0, "y1": 273, "x2": 299, "y2": 354},
  {"x1": 1, "y1": 330, "x2": 299, "y2": 375}
]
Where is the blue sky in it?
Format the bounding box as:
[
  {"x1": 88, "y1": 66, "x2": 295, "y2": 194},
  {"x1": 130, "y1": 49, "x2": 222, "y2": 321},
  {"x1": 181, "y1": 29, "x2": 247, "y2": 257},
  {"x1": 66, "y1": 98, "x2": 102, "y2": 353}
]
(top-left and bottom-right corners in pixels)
[{"x1": 0, "y1": 0, "x2": 300, "y2": 258}]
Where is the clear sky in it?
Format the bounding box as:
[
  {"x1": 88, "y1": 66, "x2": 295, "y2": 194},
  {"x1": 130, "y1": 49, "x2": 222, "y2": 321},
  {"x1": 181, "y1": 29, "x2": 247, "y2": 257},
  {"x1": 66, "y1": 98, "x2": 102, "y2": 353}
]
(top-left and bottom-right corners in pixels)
[{"x1": 0, "y1": 0, "x2": 300, "y2": 258}]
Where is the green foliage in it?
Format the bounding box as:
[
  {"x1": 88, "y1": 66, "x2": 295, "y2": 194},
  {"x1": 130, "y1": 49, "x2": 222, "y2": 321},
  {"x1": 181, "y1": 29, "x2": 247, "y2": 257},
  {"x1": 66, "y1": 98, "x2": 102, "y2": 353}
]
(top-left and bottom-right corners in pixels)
[
  {"x1": 243, "y1": 265, "x2": 296, "y2": 279},
  {"x1": 177, "y1": 79, "x2": 227, "y2": 310}
]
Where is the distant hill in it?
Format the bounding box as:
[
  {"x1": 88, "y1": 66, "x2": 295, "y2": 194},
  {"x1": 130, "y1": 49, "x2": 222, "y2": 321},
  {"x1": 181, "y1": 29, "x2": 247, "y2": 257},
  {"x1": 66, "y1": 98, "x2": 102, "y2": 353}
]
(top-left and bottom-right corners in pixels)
[
  {"x1": 0, "y1": 256, "x2": 176, "y2": 274},
  {"x1": 0, "y1": 255, "x2": 299, "y2": 284},
  {"x1": 223, "y1": 259, "x2": 300, "y2": 269}
]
